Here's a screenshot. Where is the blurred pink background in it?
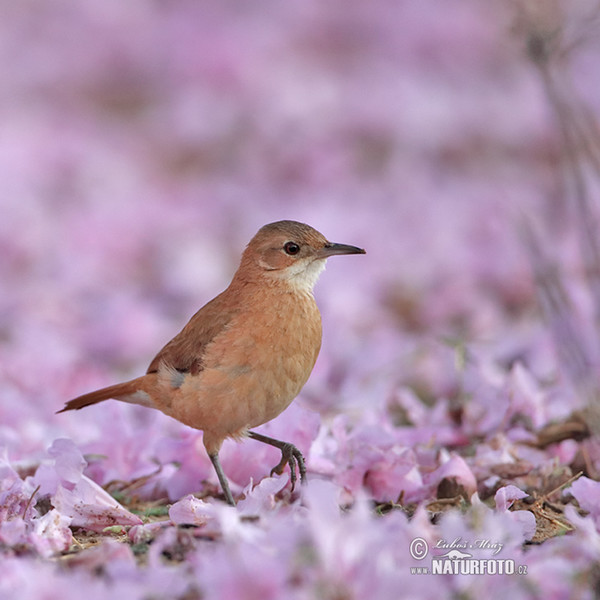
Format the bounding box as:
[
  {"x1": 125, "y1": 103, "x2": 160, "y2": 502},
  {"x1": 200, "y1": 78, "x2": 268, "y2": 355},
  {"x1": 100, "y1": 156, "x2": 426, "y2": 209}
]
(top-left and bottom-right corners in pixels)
[{"x1": 2, "y1": 1, "x2": 600, "y2": 597}]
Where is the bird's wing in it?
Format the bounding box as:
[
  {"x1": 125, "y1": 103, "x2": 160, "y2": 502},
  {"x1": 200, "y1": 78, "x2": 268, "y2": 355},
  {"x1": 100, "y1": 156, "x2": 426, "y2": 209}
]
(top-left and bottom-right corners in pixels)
[{"x1": 146, "y1": 290, "x2": 235, "y2": 375}]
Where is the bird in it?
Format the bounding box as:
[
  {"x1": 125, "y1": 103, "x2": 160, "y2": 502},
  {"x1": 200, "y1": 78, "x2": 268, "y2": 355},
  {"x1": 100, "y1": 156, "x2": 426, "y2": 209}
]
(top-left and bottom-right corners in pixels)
[{"x1": 58, "y1": 220, "x2": 365, "y2": 505}]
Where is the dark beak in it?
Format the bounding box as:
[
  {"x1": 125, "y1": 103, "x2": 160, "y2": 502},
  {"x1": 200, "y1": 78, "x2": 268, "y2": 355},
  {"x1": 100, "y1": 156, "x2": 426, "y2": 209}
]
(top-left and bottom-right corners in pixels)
[{"x1": 317, "y1": 242, "x2": 366, "y2": 258}]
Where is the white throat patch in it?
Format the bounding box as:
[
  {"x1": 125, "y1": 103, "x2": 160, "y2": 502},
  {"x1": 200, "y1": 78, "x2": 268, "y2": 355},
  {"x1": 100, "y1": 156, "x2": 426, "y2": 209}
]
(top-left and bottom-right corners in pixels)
[{"x1": 279, "y1": 258, "x2": 327, "y2": 293}]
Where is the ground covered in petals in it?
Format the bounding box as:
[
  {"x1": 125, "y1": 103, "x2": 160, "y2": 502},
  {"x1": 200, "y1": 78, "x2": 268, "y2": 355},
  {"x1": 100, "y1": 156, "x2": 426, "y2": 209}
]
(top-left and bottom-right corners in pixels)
[{"x1": 3, "y1": 1, "x2": 600, "y2": 598}]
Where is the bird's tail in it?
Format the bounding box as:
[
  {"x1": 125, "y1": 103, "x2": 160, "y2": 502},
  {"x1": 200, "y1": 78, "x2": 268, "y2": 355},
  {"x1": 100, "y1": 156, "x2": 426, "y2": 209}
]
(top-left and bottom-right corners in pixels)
[{"x1": 57, "y1": 376, "x2": 153, "y2": 413}]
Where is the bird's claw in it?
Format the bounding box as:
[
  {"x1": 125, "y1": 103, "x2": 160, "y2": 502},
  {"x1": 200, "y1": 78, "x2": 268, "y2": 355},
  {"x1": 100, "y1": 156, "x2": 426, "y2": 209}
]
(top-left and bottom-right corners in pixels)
[
  {"x1": 248, "y1": 432, "x2": 307, "y2": 492},
  {"x1": 269, "y1": 442, "x2": 306, "y2": 492}
]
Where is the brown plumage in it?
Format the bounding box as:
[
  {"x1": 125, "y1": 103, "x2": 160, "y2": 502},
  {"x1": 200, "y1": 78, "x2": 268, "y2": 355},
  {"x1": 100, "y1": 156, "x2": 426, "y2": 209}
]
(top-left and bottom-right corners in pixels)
[
  {"x1": 57, "y1": 379, "x2": 146, "y2": 411},
  {"x1": 58, "y1": 220, "x2": 365, "y2": 505}
]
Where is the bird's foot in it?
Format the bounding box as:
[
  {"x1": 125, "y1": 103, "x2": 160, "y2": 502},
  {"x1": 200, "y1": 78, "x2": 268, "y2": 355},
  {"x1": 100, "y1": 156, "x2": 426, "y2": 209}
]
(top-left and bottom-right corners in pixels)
[
  {"x1": 248, "y1": 431, "x2": 307, "y2": 492},
  {"x1": 269, "y1": 442, "x2": 306, "y2": 491}
]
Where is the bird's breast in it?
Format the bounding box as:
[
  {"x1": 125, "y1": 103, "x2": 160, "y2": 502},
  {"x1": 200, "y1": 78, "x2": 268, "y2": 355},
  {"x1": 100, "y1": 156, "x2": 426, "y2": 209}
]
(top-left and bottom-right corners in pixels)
[
  {"x1": 157, "y1": 288, "x2": 322, "y2": 435},
  {"x1": 212, "y1": 289, "x2": 322, "y2": 411}
]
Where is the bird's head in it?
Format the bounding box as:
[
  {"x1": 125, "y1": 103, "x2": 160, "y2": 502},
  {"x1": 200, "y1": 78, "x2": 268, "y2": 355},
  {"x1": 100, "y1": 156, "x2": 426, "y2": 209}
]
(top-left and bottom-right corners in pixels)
[{"x1": 238, "y1": 220, "x2": 365, "y2": 292}]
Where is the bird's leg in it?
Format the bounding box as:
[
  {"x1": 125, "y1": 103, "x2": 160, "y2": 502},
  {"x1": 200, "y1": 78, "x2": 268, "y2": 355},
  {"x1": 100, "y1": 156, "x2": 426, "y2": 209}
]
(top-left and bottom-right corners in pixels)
[
  {"x1": 247, "y1": 431, "x2": 307, "y2": 491},
  {"x1": 208, "y1": 452, "x2": 235, "y2": 506}
]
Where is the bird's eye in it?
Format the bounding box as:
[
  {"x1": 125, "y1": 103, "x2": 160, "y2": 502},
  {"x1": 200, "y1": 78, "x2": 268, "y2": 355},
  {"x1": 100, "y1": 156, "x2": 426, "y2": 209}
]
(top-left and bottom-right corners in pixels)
[{"x1": 283, "y1": 242, "x2": 301, "y2": 255}]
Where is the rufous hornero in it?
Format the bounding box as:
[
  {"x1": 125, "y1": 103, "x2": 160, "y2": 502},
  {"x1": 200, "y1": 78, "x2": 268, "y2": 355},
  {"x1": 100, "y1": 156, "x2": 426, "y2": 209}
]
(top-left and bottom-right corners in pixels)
[{"x1": 58, "y1": 220, "x2": 365, "y2": 505}]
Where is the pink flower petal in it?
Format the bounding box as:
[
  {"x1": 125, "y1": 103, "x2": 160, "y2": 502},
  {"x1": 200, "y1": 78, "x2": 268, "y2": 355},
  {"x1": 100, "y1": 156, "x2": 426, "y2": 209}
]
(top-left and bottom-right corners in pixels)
[
  {"x1": 53, "y1": 476, "x2": 142, "y2": 532},
  {"x1": 495, "y1": 484, "x2": 529, "y2": 511},
  {"x1": 169, "y1": 495, "x2": 216, "y2": 526},
  {"x1": 425, "y1": 452, "x2": 477, "y2": 497},
  {"x1": 237, "y1": 474, "x2": 290, "y2": 514},
  {"x1": 568, "y1": 476, "x2": 600, "y2": 526}
]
